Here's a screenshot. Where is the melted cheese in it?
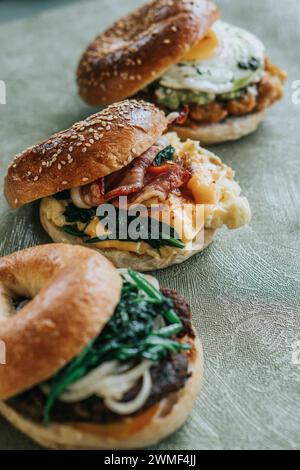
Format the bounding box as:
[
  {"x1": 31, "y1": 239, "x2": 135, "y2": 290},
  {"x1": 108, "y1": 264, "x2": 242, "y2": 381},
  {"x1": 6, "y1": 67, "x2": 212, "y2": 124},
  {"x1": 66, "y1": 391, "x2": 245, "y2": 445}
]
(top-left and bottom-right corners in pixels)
[
  {"x1": 83, "y1": 218, "x2": 158, "y2": 256},
  {"x1": 182, "y1": 29, "x2": 220, "y2": 61}
]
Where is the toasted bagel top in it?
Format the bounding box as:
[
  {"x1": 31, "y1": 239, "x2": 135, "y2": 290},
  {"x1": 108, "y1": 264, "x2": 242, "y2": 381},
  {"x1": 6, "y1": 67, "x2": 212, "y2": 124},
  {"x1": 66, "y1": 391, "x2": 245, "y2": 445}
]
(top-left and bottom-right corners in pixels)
[
  {"x1": 77, "y1": 0, "x2": 220, "y2": 105},
  {"x1": 0, "y1": 244, "x2": 121, "y2": 399},
  {"x1": 4, "y1": 100, "x2": 168, "y2": 209}
]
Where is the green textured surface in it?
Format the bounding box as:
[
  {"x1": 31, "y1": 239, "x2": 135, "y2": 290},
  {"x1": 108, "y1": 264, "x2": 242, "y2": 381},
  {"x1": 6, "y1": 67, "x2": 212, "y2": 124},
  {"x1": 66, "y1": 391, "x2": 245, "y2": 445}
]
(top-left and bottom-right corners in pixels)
[{"x1": 0, "y1": 0, "x2": 299, "y2": 450}]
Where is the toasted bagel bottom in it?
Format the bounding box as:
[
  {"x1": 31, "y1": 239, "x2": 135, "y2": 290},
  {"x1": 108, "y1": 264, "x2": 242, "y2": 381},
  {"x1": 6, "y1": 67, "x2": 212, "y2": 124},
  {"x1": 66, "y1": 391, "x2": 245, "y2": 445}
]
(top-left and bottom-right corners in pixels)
[
  {"x1": 172, "y1": 111, "x2": 266, "y2": 145},
  {"x1": 40, "y1": 206, "x2": 216, "y2": 272},
  {"x1": 0, "y1": 335, "x2": 203, "y2": 449}
]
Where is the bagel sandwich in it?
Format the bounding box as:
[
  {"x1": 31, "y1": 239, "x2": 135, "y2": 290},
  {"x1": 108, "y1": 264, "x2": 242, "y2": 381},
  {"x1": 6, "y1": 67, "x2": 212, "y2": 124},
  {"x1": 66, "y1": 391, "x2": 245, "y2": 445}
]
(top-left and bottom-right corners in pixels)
[
  {"x1": 77, "y1": 0, "x2": 287, "y2": 144},
  {"x1": 4, "y1": 100, "x2": 251, "y2": 272},
  {"x1": 0, "y1": 244, "x2": 203, "y2": 449}
]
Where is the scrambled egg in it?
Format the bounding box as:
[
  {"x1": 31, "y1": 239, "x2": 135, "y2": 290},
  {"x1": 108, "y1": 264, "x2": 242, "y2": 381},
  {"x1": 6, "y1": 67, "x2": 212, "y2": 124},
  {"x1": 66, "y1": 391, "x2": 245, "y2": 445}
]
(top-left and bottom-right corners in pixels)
[{"x1": 167, "y1": 132, "x2": 251, "y2": 230}]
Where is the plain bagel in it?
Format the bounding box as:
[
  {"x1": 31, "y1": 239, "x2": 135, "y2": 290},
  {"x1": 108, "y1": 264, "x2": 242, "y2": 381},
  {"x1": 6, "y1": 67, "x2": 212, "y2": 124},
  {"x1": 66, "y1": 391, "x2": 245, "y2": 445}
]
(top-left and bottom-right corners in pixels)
[
  {"x1": 0, "y1": 244, "x2": 121, "y2": 400},
  {"x1": 77, "y1": 0, "x2": 220, "y2": 105}
]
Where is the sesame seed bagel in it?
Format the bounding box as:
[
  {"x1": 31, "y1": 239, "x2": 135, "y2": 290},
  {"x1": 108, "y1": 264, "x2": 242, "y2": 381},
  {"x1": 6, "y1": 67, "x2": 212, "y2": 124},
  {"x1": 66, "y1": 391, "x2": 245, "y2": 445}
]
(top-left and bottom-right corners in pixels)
[
  {"x1": 40, "y1": 204, "x2": 217, "y2": 272},
  {"x1": 4, "y1": 100, "x2": 168, "y2": 209},
  {"x1": 172, "y1": 111, "x2": 266, "y2": 145},
  {"x1": 77, "y1": 0, "x2": 220, "y2": 105},
  {"x1": 0, "y1": 244, "x2": 121, "y2": 400}
]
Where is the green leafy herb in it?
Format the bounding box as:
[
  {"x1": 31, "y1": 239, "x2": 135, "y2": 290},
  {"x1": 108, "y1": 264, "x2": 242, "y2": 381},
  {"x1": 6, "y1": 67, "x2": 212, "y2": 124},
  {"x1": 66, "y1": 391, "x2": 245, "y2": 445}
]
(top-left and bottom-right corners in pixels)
[
  {"x1": 128, "y1": 268, "x2": 164, "y2": 303},
  {"x1": 153, "y1": 146, "x2": 175, "y2": 166},
  {"x1": 63, "y1": 225, "x2": 86, "y2": 238},
  {"x1": 62, "y1": 198, "x2": 186, "y2": 250},
  {"x1": 152, "y1": 324, "x2": 183, "y2": 338},
  {"x1": 238, "y1": 57, "x2": 261, "y2": 71},
  {"x1": 85, "y1": 206, "x2": 185, "y2": 250},
  {"x1": 43, "y1": 272, "x2": 190, "y2": 424},
  {"x1": 63, "y1": 204, "x2": 96, "y2": 224}
]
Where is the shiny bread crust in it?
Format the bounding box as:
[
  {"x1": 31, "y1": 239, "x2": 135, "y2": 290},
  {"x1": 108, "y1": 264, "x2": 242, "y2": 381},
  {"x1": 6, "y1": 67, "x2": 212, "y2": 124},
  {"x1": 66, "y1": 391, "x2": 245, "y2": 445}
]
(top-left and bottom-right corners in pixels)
[
  {"x1": 0, "y1": 244, "x2": 121, "y2": 399},
  {"x1": 172, "y1": 111, "x2": 266, "y2": 144},
  {"x1": 77, "y1": 0, "x2": 220, "y2": 105},
  {"x1": 4, "y1": 100, "x2": 168, "y2": 209}
]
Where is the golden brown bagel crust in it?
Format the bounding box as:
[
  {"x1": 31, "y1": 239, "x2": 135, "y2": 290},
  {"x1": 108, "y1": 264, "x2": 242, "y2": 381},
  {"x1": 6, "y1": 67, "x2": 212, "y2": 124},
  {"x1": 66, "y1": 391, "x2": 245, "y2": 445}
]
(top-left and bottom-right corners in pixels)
[
  {"x1": 0, "y1": 244, "x2": 121, "y2": 400},
  {"x1": 0, "y1": 334, "x2": 203, "y2": 449},
  {"x1": 77, "y1": 0, "x2": 220, "y2": 105},
  {"x1": 172, "y1": 111, "x2": 266, "y2": 145},
  {"x1": 39, "y1": 203, "x2": 217, "y2": 272},
  {"x1": 4, "y1": 100, "x2": 168, "y2": 209}
]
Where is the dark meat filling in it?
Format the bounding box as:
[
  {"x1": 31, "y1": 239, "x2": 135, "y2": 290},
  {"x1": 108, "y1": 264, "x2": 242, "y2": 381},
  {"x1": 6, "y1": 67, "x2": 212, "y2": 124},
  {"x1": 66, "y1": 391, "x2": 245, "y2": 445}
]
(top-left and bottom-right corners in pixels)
[{"x1": 7, "y1": 289, "x2": 194, "y2": 425}]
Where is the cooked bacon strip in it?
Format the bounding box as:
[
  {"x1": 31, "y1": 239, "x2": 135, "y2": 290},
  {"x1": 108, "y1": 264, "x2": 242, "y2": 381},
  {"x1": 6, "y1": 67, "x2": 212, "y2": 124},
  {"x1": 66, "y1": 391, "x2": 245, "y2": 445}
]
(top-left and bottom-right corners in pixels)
[
  {"x1": 167, "y1": 106, "x2": 190, "y2": 127},
  {"x1": 146, "y1": 164, "x2": 173, "y2": 175},
  {"x1": 174, "y1": 105, "x2": 189, "y2": 125},
  {"x1": 78, "y1": 145, "x2": 161, "y2": 207},
  {"x1": 103, "y1": 145, "x2": 161, "y2": 201},
  {"x1": 128, "y1": 164, "x2": 192, "y2": 205}
]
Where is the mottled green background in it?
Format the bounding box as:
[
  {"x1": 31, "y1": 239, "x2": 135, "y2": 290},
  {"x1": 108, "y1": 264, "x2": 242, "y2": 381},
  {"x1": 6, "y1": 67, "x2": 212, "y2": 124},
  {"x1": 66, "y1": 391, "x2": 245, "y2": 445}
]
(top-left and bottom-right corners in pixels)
[{"x1": 0, "y1": 0, "x2": 299, "y2": 450}]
